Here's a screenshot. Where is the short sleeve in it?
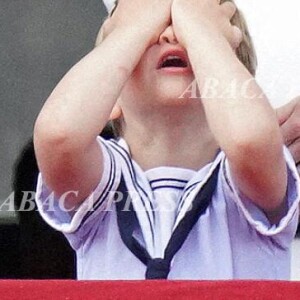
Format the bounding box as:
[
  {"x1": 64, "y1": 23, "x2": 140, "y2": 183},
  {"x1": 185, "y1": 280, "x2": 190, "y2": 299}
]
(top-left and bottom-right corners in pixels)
[
  {"x1": 220, "y1": 146, "x2": 300, "y2": 248},
  {"x1": 35, "y1": 136, "x2": 122, "y2": 249}
]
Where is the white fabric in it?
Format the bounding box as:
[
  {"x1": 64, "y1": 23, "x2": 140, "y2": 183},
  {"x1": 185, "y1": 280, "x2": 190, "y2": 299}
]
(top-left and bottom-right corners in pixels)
[
  {"x1": 35, "y1": 137, "x2": 300, "y2": 279},
  {"x1": 235, "y1": 0, "x2": 300, "y2": 107},
  {"x1": 102, "y1": 0, "x2": 115, "y2": 13}
]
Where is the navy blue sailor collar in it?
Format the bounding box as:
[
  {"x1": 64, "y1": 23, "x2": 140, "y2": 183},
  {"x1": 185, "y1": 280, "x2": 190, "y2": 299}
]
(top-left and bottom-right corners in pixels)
[{"x1": 108, "y1": 137, "x2": 223, "y2": 270}]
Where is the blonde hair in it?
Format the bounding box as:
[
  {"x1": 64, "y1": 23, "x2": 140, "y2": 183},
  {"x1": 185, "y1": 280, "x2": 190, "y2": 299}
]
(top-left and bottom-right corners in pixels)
[
  {"x1": 97, "y1": 0, "x2": 257, "y2": 137},
  {"x1": 223, "y1": 0, "x2": 257, "y2": 76}
]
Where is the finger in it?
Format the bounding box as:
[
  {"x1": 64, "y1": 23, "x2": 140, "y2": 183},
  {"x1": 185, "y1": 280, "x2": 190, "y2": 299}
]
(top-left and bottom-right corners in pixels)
[
  {"x1": 101, "y1": 20, "x2": 112, "y2": 40},
  {"x1": 276, "y1": 97, "x2": 300, "y2": 126},
  {"x1": 231, "y1": 25, "x2": 243, "y2": 49},
  {"x1": 221, "y1": 1, "x2": 237, "y2": 20},
  {"x1": 287, "y1": 137, "x2": 300, "y2": 164},
  {"x1": 109, "y1": 103, "x2": 122, "y2": 121},
  {"x1": 109, "y1": 3, "x2": 118, "y2": 16},
  {"x1": 280, "y1": 117, "x2": 300, "y2": 147}
]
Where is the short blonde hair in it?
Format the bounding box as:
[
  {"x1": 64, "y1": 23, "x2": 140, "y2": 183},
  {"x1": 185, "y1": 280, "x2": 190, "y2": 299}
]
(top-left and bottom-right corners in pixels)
[
  {"x1": 97, "y1": 0, "x2": 257, "y2": 137},
  {"x1": 223, "y1": 0, "x2": 257, "y2": 76}
]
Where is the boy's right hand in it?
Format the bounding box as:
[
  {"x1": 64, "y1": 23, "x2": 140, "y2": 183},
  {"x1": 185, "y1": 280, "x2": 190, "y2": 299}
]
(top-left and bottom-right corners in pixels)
[
  {"x1": 277, "y1": 96, "x2": 300, "y2": 171},
  {"x1": 101, "y1": 0, "x2": 172, "y2": 45}
]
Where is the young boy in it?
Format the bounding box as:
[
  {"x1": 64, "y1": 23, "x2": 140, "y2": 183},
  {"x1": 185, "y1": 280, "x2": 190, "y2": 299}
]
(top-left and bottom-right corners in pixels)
[{"x1": 34, "y1": 0, "x2": 300, "y2": 280}]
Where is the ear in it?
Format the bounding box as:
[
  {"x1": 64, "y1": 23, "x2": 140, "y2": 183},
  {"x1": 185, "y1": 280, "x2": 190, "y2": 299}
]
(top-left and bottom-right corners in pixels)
[{"x1": 109, "y1": 103, "x2": 122, "y2": 120}]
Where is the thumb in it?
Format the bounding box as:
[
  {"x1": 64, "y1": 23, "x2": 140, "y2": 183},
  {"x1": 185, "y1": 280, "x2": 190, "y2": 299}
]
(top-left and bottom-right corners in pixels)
[{"x1": 276, "y1": 97, "x2": 300, "y2": 126}]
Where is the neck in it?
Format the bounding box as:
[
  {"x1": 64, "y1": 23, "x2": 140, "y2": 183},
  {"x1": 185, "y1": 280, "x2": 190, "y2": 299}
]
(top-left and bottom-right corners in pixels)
[{"x1": 122, "y1": 102, "x2": 219, "y2": 171}]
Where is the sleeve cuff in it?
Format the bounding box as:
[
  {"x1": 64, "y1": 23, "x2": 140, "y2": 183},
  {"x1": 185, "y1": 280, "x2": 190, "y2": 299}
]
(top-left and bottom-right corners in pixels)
[
  {"x1": 35, "y1": 136, "x2": 120, "y2": 234},
  {"x1": 222, "y1": 146, "x2": 300, "y2": 237}
]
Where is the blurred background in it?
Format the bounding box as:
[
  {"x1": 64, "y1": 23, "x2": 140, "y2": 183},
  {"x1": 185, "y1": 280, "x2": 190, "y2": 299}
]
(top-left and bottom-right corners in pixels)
[
  {"x1": 0, "y1": 0, "x2": 300, "y2": 279},
  {"x1": 0, "y1": 0, "x2": 106, "y2": 221}
]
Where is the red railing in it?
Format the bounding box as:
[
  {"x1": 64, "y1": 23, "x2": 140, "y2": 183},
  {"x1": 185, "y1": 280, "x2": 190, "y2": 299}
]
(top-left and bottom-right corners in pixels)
[{"x1": 1, "y1": 280, "x2": 300, "y2": 300}]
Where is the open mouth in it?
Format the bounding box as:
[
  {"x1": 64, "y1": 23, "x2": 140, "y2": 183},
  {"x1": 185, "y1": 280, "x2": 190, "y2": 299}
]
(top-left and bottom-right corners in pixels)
[
  {"x1": 157, "y1": 50, "x2": 190, "y2": 70},
  {"x1": 159, "y1": 56, "x2": 188, "y2": 69}
]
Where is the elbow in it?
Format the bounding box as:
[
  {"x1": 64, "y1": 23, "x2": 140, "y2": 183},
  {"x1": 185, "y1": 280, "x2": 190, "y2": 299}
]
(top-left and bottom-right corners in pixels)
[
  {"x1": 225, "y1": 123, "x2": 284, "y2": 163},
  {"x1": 33, "y1": 114, "x2": 79, "y2": 157}
]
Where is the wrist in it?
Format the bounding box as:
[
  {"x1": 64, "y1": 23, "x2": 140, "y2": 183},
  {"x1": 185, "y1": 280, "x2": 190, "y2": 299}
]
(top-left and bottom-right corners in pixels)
[
  {"x1": 184, "y1": 22, "x2": 228, "y2": 49},
  {"x1": 105, "y1": 25, "x2": 153, "y2": 58},
  {"x1": 113, "y1": 25, "x2": 153, "y2": 43},
  {"x1": 186, "y1": 28, "x2": 244, "y2": 90},
  {"x1": 186, "y1": 26, "x2": 236, "y2": 67}
]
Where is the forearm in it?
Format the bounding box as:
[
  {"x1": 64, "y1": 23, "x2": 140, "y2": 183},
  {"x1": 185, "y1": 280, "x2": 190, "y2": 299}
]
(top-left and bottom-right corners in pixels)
[
  {"x1": 34, "y1": 26, "x2": 150, "y2": 148},
  {"x1": 186, "y1": 28, "x2": 283, "y2": 154},
  {"x1": 186, "y1": 27, "x2": 287, "y2": 214},
  {"x1": 33, "y1": 0, "x2": 172, "y2": 206}
]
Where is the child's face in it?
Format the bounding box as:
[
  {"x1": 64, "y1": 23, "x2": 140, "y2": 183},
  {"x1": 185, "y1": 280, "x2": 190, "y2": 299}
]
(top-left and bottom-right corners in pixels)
[{"x1": 119, "y1": 25, "x2": 196, "y2": 114}]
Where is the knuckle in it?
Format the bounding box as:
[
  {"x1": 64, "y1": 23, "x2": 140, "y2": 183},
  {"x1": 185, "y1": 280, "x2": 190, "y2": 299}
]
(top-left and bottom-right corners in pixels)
[
  {"x1": 231, "y1": 26, "x2": 243, "y2": 48},
  {"x1": 222, "y1": 1, "x2": 237, "y2": 18},
  {"x1": 290, "y1": 120, "x2": 300, "y2": 136}
]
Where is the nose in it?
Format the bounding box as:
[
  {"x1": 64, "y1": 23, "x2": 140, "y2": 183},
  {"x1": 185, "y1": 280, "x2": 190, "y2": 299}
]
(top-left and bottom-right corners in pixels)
[{"x1": 158, "y1": 25, "x2": 178, "y2": 45}]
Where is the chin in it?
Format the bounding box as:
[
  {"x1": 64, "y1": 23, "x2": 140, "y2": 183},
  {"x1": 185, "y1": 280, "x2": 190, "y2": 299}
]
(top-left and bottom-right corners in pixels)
[{"x1": 155, "y1": 78, "x2": 197, "y2": 104}]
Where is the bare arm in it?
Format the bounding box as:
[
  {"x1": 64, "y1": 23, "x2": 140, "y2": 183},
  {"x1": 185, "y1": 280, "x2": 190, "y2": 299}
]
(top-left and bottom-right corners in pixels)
[
  {"x1": 34, "y1": 0, "x2": 171, "y2": 208},
  {"x1": 172, "y1": 0, "x2": 287, "y2": 223}
]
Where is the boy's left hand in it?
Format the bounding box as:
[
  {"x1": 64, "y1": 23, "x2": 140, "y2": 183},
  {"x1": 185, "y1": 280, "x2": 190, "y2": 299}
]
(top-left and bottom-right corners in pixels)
[
  {"x1": 277, "y1": 96, "x2": 300, "y2": 170},
  {"x1": 172, "y1": 0, "x2": 242, "y2": 50}
]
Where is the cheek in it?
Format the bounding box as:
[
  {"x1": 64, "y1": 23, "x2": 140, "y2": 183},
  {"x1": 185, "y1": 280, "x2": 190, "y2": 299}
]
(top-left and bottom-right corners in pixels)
[
  {"x1": 127, "y1": 61, "x2": 155, "y2": 92},
  {"x1": 119, "y1": 74, "x2": 145, "y2": 104}
]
